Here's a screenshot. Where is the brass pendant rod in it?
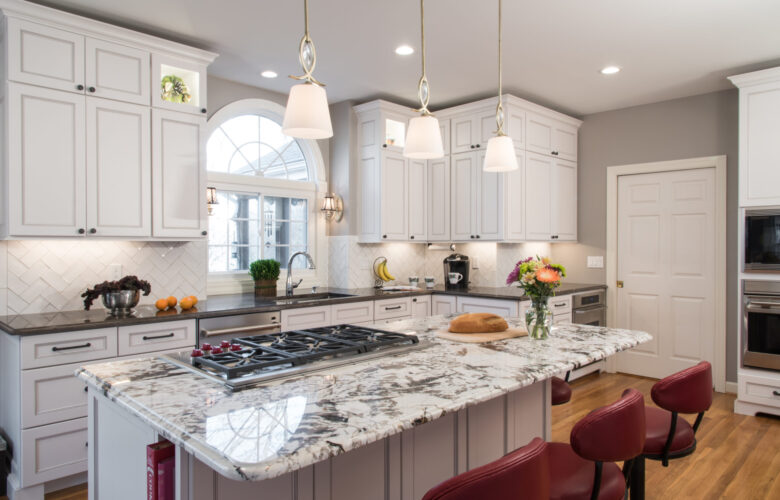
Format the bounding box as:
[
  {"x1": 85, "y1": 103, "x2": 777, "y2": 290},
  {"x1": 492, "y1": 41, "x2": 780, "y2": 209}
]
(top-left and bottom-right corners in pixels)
[
  {"x1": 416, "y1": 0, "x2": 432, "y2": 115},
  {"x1": 290, "y1": 0, "x2": 325, "y2": 87},
  {"x1": 495, "y1": 0, "x2": 505, "y2": 136}
]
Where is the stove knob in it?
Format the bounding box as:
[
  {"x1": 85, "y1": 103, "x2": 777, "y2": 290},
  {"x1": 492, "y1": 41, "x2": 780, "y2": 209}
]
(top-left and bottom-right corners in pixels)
[
  {"x1": 201, "y1": 343, "x2": 212, "y2": 351},
  {"x1": 211, "y1": 347, "x2": 223, "y2": 355},
  {"x1": 230, "y1": 344, "x2": 242, "y2": 351},
  {"x1": 190, "y1": 349, "x2": 204, "y2": 357},
  {"x1": 220, "y1": 340, "x2": 231, "y2": 348}
]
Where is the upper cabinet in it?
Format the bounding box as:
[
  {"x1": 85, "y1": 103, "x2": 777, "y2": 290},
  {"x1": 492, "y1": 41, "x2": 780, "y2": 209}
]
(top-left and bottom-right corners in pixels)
[
  {"x1": 526, "y1": 112, "x2": 578, "y2": 162},
  {"x1": 0, "y1": 5, "x2": 217, "y2": 239},
  {"x1": 450, "y1": 151, "x2": 504, "y2": 241},
  {"x1": 729, "y1": 67, "x2": 780, "y2": 207}
]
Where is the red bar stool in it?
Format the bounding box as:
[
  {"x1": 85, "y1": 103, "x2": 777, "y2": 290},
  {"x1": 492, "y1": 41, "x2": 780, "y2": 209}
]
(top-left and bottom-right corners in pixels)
[
  {"x1": 549, "y1": 388, "x2": 646, "y2": 500},
  {"x1": 422, "y1": 437, "x2": 549, "y2": 500},
  {"x1": 552, "y1": 374, "x2": 572, "y2": 405},
  {"x1": 630, "y1": 361, "x2": 712, "y2": 500}
]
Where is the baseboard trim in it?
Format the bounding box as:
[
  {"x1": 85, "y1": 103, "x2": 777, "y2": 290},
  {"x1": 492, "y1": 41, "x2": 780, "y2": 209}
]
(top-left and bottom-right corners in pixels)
[{"x1": 725, "y1": 381, "x2": 738, "y2": 394}]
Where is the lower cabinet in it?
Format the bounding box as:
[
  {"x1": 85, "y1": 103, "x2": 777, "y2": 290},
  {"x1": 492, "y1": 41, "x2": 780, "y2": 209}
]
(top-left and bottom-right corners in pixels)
[
  {"x1": 21, "y1": 362, "x2": 89, "y2": 428},
  {"x1": 20, "y1": 417, "x2": 88, "y2": 487},
  {"x1": 332, "y1": 301, "x2": 374, "y2": 324},
  {"x1": 431, "y1": 295, "x2": 457, "y2": 316},
  {"x1": 456, "y1": 296, "x2": 519, "y2": 317},
  {"x1": 374, "y1": 297, "x2": 412, "y2": 320},
  {"x1": 281, "y1": 306, "x2": 332, "y2": 330},
  {"x1": 118, "y1": 319, "x2": 196, "y2": 356},
  {"x1": 411, "y1": 296, "x2": 431, "y2": 318}
]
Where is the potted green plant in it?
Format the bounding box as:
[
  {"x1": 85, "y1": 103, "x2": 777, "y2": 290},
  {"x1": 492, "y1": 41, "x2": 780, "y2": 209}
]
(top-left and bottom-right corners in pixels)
[{"x1": 249, "y1": 259, "x2": 281, "y2": 297}]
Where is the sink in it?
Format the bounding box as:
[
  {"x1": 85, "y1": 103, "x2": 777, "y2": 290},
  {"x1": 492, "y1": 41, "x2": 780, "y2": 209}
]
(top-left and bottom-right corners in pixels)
[{"x1": 273, "y1": 292, "x2": 356, "y2": 305}]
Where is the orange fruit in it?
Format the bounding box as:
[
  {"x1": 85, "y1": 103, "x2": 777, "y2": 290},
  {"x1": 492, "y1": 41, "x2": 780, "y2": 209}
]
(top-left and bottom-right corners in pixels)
[
  {"x1": 180, "y1": 297, "x2": 194, "y2": 310},
  {"x1": 155, "y1": 298, "x2": 168, "y2": 311},
  {"x1": 167, "y1": 296, "x2": 177, "y2": 308},
  {"x1": 188, "y1": 295, "x2": 198, "y2": 305}
]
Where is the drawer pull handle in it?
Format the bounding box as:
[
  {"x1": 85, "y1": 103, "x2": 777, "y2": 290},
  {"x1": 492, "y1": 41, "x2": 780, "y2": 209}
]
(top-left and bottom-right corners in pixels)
[
  {"x1": 774, "y1": 390, "x2": 780, "y2": 397},
  {"x1": 142, "y1": 333, "x2": 175, "y2": 341},
  {"x1": 554, "y1": 303, "x2": 567, "y2": 307},
  {"x1": 52, "y1": 342, "x2": 91, "y2": 352},
  {"x1": 385, "y1": 305, "x2": 403, "y2": 310},
  {"x1": 84, "y1": 386, "x2": 88, "y2": 392}
]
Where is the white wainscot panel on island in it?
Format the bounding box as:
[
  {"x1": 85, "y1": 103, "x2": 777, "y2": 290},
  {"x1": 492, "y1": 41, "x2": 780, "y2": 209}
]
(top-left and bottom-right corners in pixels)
[{"x1": 77, "y1": 317, "x2": 651, "y2": 500}]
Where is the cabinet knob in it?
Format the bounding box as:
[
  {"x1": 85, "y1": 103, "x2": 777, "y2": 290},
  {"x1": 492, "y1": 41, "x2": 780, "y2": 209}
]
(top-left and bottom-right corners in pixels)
[
  {"x1": 476, "y1": 235, "x2": 481, "y2": 239},
  {"x1": 201, "y1": 108, "x2": 207, "y2": 114},
  {"x1": 88, "y1": 86, "x2": 96, "y2": 93},
  {"x1": 89, "y1": 228, "x2": 97, "y2": 234},
  {"x1": 410, "y1": 235, "x2": 414, "y2": 240},
  {"x1": 78, "y1": 228, "x2": 85, "y2": 234},
  {"x1": 470, "y1": 235, "x2": 475, "y2": 239},
  {"x1": 476, "y1": 144, "x2": 481, "y2": 148},
  {"x1": 470, "y1": 145, "x2": 475, "y2": 149},
  {"x1": 201, "y1": 230, "x2": 208, "y2": 236},
  {"x1": 382, "y1": 235, "x2": 387, "y2": 239},
  {"x1": 382, "y1": 144, "x2": 388, "y2": 148},
  {"x1": 76, "y1": 84, "x2": 84, "y2": 91}
]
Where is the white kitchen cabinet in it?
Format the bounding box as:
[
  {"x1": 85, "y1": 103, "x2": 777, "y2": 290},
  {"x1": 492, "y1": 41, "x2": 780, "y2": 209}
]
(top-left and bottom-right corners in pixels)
[
  {"x1": 456, "y1": 296, "x2": 519, "y2": 317},
  {"x1": 151, "y1": 109, "x2": 207, "y2": 238},
  {"x1": 20, "y1": 417, "x2": 88, "y2": 487},
  {"x1": 526, "y1": 112, "x2": 578, "y2": 161},
  {"x1": 332, "y1": 302, "x2": 374, "y2": 324},
  {"x1": 504, "y1": 150, "x2": 526, "y2": 241},
  {"x1": 152, "y1": 53, "x2": 209, "y2": 116},
  {"x1": 374, "y1": 297, "x2": 412, "y2": 320},
  {"x1": 450, "y1": 108, "x2": 495, "y2": 155},
  {"x1": 451, "y1": 151, "x2": 504, "y2": 241},
  {"x1": 408, "y1": 159, "x2": 427, "y2": 241},
  {"x1": 117, "y1": 319, "x2": 196, "y2": 357},
  {"x1": 21, "y1": 361, "x2": 89, "y2": 428},
  {"x1": 380, "y1": 151, "x2": 409, "y2": 240},
  {"x1": 411, "y1": 296, "x2": 431, "y2": 318},
  {"x1": 86, "y1": 98, "x2": 151, "y2": 237},
  {"x1": 729, "y1": 68, "x2": 780, "y2": 207},
  {"x1": 427, "y1": 156, "x2": 451, "y2": 241},
  {"x1": 7, "y1": 83, "x2": 87, "y2": 237},
  {"x1": 6, "y1": 18, "x2": 86, "y2": 94},
  {"x1": 551, "y1": 158, "x2": 578, "y2": 241},
  {"x1": 432, "y1": 295, "x2": 457, "y2": 316},
  {"x1": 281, "y1": 306, "x2": 332, "y2": 330},
  {"x1": 86, "y1": 38, "x2": 150, "y2": 105}
]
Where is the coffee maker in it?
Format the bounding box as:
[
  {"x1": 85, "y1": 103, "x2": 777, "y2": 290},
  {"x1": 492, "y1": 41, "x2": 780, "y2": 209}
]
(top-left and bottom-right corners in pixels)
[{"x1": 443, "y1": 253, "x2": 470, "y2": 290}]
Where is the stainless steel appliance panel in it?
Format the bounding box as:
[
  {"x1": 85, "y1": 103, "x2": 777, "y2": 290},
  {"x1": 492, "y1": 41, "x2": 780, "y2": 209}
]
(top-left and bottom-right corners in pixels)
[
  {"x1": 573, "y1": 306, "x2": 607, "y2": 327},
  {"x1": 742, "y1": 280, "x2": 780, "y2": 371},
  {"x1": 198, "y1": 311, "x2": 281, "y2": 346},
  {"x1": 744, "y1": 210, "x2": 780, "y2": 271}
]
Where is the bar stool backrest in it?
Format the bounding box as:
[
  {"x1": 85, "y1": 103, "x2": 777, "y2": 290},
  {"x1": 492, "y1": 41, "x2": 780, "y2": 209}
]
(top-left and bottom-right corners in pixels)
[
  {"x1": 571, "y1": 388, "x2": 646, "y2": 462},
  {"x1": 651, "y1": 361, "x2": 713, "y2": 414}
]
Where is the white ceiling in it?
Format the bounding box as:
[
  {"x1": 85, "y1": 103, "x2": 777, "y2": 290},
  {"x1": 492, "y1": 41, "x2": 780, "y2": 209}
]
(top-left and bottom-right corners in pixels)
[{"x1": 29, "y1": 0, "x2": 780, "y2": 116}]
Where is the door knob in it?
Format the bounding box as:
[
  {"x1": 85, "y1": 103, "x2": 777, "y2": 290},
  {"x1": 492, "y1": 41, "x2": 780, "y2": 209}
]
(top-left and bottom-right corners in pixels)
[{"x1": 616, "y1": 281, "x2": 624, "y2": 288}]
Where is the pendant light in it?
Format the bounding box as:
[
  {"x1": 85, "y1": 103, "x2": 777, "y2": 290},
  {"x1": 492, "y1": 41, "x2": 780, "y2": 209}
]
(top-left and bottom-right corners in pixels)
[
  {"x1": 282, "y1": 0, "x2": 333, "y2": 139},
  {"x1": 403, "y1": 0, "x2": 444, "y2": 159},
  {"x1": 483, "y1": 0, "x2": 518, "y2": 172}
]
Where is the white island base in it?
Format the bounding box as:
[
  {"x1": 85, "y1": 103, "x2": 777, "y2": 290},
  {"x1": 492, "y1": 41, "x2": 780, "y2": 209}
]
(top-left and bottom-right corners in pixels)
[{"x1": 88, "y1": 380, "x2": 551, "y2": 500}]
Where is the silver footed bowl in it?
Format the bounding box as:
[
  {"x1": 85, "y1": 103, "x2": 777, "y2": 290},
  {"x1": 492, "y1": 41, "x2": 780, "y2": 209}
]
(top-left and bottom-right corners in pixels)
[{"x1": 101, "y1": 290, "x2": 140, "y2": 316}]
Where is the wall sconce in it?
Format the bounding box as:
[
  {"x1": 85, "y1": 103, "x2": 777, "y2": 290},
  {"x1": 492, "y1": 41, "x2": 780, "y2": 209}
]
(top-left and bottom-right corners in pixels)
[
  {"x1": 206, "y1": 187, "x2": 218, "y2": 215},
  {"x1": 321, "y1": 193, "x2": 343, "y2": 222}
]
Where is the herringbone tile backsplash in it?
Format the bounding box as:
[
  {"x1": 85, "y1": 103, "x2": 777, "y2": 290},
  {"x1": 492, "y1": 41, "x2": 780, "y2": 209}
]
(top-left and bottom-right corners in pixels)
[{"x1": 0, "y1": 240, "x2": 206, "y2": 316}]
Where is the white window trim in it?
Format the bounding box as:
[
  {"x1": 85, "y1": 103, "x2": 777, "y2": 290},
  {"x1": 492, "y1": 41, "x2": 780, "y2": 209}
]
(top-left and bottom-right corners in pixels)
[{"x1": 205, "y1": 98, "x2": 329, "y2": 296}]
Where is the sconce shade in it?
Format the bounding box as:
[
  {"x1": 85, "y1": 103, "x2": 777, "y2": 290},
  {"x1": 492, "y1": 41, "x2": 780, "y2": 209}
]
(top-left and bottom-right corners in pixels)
[
  {"x1": 483, "y1": 135, "x2": 518, "y2": 172},
  {"x1": 404, "y1": 115, "x2": 444, "y2": 159},
  {"x1": 282, "y1": 83, "x2": 333, "y2": 139},
  {"x1": 320, "y1": 193, "x2": 343, "y2": 222},
  {"x1": 206, "y1": 187, "x2": 218, "y2": 205}
]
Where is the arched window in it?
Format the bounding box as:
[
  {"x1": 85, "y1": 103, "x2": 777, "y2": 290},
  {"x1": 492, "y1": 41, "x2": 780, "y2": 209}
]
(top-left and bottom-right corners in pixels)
[{"x1": 205, "y1": 99, "x2": 322, "y2": 277}]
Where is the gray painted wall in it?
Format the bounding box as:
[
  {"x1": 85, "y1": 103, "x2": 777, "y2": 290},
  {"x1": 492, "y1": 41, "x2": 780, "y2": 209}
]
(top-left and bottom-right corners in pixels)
[
  {"x1": 328, "y1": 101, "x2": 358, "y2": 236},
  {"x1": 551, "y1": 89, "x2": 739, "y2": 382}
]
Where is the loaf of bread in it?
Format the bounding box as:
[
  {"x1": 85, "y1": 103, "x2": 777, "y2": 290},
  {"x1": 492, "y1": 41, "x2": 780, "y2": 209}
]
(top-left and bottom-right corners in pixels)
[{"x1": 448, "y1": 313, "x2": 509, "y2": 333}]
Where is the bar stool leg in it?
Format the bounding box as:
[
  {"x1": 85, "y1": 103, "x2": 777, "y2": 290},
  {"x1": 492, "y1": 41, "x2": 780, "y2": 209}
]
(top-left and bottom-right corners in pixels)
[{"x1": 629, "y1": 455, "x2": 645, "y2": 500}]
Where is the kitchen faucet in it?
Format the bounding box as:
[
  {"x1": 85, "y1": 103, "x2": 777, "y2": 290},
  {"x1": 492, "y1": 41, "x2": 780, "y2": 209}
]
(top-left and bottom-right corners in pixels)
[{"x1": 286, "y1": 251, "x2": 315, "y2": 296}]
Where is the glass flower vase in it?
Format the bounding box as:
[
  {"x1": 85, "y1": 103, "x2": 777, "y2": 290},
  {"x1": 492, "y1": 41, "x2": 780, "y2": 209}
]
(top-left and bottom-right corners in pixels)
[{"x1": 525, "y1": 297, "x2": 551, "y2": 340}]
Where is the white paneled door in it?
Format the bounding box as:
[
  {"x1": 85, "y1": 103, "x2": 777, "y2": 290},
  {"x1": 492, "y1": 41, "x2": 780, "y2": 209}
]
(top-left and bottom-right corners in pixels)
[{"x1": 615, "y1": 168, "x2": 716, "y2": 378}]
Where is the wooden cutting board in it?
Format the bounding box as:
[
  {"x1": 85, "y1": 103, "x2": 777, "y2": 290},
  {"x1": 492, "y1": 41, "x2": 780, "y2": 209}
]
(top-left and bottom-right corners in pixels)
[{"x1": 435, "y1": 327, "x2": 528, "y2": 343}]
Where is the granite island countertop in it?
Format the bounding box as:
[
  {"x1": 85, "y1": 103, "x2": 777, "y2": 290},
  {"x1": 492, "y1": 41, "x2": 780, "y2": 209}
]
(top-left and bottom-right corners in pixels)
[
  {"x1": 0, "y1": 283, "x2": 606, "y2": 336},
  {"x1": 76, "y1": 315, "x2": 650, "y2": 482}
]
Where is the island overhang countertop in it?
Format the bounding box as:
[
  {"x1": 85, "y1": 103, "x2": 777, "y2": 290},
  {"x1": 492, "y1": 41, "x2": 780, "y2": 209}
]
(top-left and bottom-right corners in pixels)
[{"x1": 76, "y1": 316, "x2": 651, "y2": 482}]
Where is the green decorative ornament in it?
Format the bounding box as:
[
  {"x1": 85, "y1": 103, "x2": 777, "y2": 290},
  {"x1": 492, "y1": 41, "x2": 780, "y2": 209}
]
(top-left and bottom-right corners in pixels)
[{"x1": 161, "y1": 75, "x2": 192, "y2": 104}]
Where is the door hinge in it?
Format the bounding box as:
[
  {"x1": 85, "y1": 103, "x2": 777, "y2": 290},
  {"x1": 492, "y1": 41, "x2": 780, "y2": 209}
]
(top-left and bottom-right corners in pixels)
[{"x1": 616, "y1": 280, "x2": 624, "y2": 288}]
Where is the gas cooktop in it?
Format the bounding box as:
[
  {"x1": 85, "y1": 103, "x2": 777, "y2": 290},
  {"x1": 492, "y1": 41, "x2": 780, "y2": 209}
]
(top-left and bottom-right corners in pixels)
[{"x1": 163, "y1": 324, "x2": 427, "y2": 390}]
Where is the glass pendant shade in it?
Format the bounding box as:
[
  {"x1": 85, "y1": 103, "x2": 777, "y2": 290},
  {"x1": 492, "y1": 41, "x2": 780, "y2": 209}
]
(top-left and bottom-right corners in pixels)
[
  {"x1": 483, "y1": 135, "x2": 518, "y2": 172},
  {"x1": 404, "y1": 115, "x2": 444, "y2": 159},
  {"x1": 282, "y1": 83, "x2": 333, "y2": 139}
]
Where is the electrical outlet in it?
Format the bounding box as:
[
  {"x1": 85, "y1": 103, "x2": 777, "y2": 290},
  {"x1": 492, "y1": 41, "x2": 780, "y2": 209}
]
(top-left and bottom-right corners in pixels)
[
  {"x1": 587, "y1": 256, "x2": 604, "y2": 269},
  {"x1": 109, "y1": 263, "x2": 123, "y2": 280},
  {"x1": 472, "y1": 257, "x2": 479, "y2": 269}
]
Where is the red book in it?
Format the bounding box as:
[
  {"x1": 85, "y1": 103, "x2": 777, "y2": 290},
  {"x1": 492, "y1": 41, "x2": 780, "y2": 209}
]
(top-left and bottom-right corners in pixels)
[
  {"x1": 157, "y1": 456, "x2": 175, "y2": 500},
  {"x1": 146, "y1": 440, "x2": 174, "y2": 500}
]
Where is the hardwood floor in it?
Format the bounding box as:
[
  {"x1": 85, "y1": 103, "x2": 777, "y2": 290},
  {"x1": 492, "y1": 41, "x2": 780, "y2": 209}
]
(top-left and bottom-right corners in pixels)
[{"x1": 4, "y1": 372, "x2": 778, "y2": 500}]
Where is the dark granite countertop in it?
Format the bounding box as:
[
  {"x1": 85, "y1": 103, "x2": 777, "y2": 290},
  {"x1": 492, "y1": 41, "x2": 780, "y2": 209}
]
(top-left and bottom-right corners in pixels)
[{"x1": 0, "y1": 283, "x2": 606, "y2": 336}]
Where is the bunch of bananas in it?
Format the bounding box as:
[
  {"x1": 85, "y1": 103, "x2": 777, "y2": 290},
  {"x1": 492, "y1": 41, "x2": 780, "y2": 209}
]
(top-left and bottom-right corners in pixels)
[{"x1": 375, "y1": 260, "x2": 396, "y2": 282}]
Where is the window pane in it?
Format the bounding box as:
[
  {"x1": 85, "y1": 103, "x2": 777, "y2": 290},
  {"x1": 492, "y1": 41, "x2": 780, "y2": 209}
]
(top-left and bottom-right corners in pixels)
[
  {"x1": 219, "y1": 115, "x2": 259, "y2": 150},
  {"x1": 206, "y1": 129, "x2": 233, "y2": 173},
  {"x1": 289, "y1": 222, "x2": 307, "y2": 247},
  {"x1": 209, "y1": 246, "x2": 228, "y2": 273},
  {"x1": 289, "y1": 199, "x2": 307, "y2": 221}
]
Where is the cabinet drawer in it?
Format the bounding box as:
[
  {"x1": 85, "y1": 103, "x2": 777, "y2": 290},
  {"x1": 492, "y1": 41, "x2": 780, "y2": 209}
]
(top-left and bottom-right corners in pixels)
[
  {"x1": 456, "y1": 297, "x2": 519, "y2": 317},
  {"x1": 332, "y1": 301, "x2": 373, "y2": 324},
  {"x1": 552, "y1": 313, "x2": 572, "y2": 326},
  {"x1": 118, "y1": 319, "x2": 196, "y2": 356},
  {"x1": 739, "y1": 374, "x2": 780, "y2": 408},
  {"x1": 374, "y1": 298, "x2": 412, "y2": 320},
  {"x1": 21, "y1": 328, "x2": 117, "y2": 369},
  {"x1": 281, "y1": 306, "x2": 332, "y2": 330},
  {"x1": 20, "y1": 418, "x2": 88, "y2": 487},
  {"x1": 549, "y1": 295, "x2": 572, "y2": 315},
  {"x1": 21, "y1": 362, "x2": 89, "y2": 428}
]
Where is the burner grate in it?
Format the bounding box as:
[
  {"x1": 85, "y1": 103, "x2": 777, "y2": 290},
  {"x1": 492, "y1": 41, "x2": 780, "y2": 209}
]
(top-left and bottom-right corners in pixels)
[{"x1": 192, "y1": 325, "x2": 419, "y2": 380}]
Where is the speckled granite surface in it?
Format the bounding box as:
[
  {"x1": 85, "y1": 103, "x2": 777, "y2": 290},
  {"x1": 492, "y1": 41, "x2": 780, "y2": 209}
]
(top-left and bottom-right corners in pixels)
[{"x1": 76, "y1": 315, "x2": 649, "y2": 482}]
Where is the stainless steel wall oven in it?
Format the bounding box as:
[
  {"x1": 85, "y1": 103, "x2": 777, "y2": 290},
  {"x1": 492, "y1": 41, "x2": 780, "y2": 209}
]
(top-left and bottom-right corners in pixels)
[{"x1": 742, "y1": 280, "x2": 780, "y2": 371}]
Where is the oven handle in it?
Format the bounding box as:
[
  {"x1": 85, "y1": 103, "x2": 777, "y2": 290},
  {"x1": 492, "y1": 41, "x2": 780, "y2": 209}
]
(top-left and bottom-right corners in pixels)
[
  {"x1": 746, "y1": 301, "x2": 780, "y2": 312},
  {"x1": 200, "y1": 322, "x2": 281, "y2": 338}
]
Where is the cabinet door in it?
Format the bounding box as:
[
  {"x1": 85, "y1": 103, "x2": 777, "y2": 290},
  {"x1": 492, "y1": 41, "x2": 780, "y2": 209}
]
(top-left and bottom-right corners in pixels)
[
  {"x1": 438, "y1": 119, "x2": 451, "y2": 155},
  {"x1": 505, "y1": 151, "x2": 526, "y2": 241},
  {"x1": 7, "y1": 19, "x2": 85, "y2": 94},
  {"x1": 526, "y1": 112, "x2": 554, "y2": 157},
  {"x1": 281, "y1": 306, "x2": 332, "y2": 330},
  {"x1": 86, "y1": 98, "x2": 151, "y2": 237},
  {"x1": 524, "y1": 152, "x2": 553, "y2": 240},
  {"x1": 411, "y1": 296, "x2": 431, "y2": 318},
  {"x1": 451, "y1": 115, "x2": 476, "y2": 154},
  {"x1": 552, "y1": 122, "x2": 578, "y2": 162},
  {"x1": 152, "y1": 54, "x2": 208, "y2": 116},
  {"x1": 450, "y1": 153, "x2": 476, "y2": 240},
  {"x1": 740, "y1": 85, "x2": 780, "y2": 206},
  {"x1": 86, "y1": 38, "x2": 150, "y2": 105},
  {"x1": 456, "y1": 296, "x2": 519, "y2": 317},
  {"x1": 478, "y1": 109, "x2": 499, "y2": 146},
  {"x1": 358, "y1": 148, "x2": 381, "y2": 242},
  {"x1": 8, "y1": 83, "x2": 86, "y2": 236},
  {"x1": 506, "y1": 107, "x2": 526, "y2": 150},
  {"x1": 432, "y1": 295, "x2": 457, "y2": 316},
  {"x1": 380, "y1": 152, "x2": 408, "y2": 240},
  {"x1": 151, "y1": 109, "x2": 206, "y2": 238},
  {"x1": 476, "y1": 152, "x2": 504, "y2": 240},
  {"x1": 551, "y1": 159, "x2": 577, "y2": 241},
  {"x1": 427, "y1": 157, "x2": 451, "y2": 241},
  {"x1": 408, "y1": 159, "x2": 427, "y2": 241}
]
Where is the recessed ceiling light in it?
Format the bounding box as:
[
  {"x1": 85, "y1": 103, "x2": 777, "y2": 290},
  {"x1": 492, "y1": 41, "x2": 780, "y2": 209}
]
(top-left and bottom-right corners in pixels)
[
  {"x1": 395, "y1": 45, "x2": 414, "y2": 56},
  {"x1": 261, "y1": 70, "x2": 278, "y2": 78},
  {"x1": 600, "y1": 66, "x2": 621, "y2": 75}
]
